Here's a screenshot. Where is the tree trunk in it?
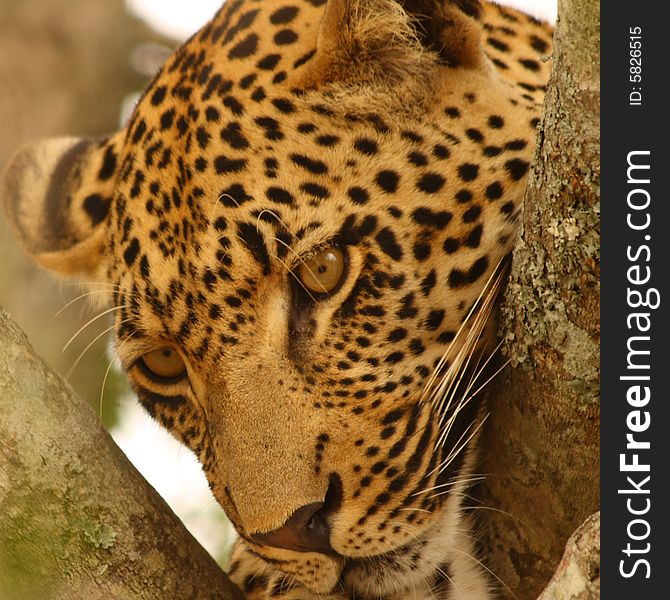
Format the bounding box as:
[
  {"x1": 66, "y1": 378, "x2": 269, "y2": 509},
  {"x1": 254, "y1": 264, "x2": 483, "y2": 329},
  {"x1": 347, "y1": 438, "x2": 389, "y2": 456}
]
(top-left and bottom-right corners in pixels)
[
  {"x1": 537, "y1": 513, "x2": 600, "y2": 600},
  {"x1": 479, "y1": 0, "x2": 600, "y2": 598},
  {"x1": 0, "y1": 308, "x2": 242, "y2": 600}
]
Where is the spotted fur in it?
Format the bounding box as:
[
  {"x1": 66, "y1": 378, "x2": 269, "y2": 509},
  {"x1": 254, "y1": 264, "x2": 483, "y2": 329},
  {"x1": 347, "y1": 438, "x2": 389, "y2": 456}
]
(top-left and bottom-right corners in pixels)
[{"x1": 2, "y1": 1, "x2": 552, "y2": 598}]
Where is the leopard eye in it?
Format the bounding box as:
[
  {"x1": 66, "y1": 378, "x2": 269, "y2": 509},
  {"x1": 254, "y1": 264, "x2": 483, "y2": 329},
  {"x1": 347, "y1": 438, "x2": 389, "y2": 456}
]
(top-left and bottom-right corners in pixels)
[
  {"x1": 297, "y1": 247, "x2": 345, "y2": 294},
  {"x1": 139, "y1": 347, "x2": 187, "y2": 382}
]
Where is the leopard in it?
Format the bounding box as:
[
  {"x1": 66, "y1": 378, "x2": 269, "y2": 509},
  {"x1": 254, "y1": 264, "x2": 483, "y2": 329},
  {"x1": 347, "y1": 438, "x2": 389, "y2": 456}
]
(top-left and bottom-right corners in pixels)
[{"x1": 2, "y1": 0, "x2": 553, "y2": 598}]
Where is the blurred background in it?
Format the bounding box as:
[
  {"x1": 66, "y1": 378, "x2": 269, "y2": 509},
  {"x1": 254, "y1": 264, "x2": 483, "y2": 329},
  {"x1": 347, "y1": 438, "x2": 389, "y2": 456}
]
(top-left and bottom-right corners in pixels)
[{"x1": 0, "y1": 0, "x2": 556, "y2": 569}]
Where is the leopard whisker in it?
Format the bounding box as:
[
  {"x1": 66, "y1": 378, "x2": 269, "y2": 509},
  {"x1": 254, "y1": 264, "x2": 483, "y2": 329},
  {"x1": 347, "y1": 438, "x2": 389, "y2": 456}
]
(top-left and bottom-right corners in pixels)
[
  {"x1": 272, "y1": 253, "x2": 318, "y2": 304},
  {"x1": 62, "y1": 304, "x2": 127, "y2": 353},
  {"x1": 65, "y1": 321, "x2": 120, "y2": 380},
  {"x1": 255, "y1": 208, "x2": 303, "y2": 243},
  {"x1": 98, "y1": 333, "x2": 134, "y2": 419},
  {"x1": 449, "y1": 545, "x2": 518, "y2": 600}
]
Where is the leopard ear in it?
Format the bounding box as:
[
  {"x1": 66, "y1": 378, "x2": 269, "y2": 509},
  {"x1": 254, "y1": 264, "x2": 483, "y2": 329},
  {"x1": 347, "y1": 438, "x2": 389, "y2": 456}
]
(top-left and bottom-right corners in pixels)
[
  {"x1": 296, "y1": 0, "x2": 484, "y2": 91},
  {"x1": 2, "y1": 131, "x2": 125, "y2": 280}
]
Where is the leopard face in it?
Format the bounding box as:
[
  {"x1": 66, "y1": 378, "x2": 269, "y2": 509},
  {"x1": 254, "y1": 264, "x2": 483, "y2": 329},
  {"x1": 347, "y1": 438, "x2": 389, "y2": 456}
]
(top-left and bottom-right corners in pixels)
[{"x1": 2, "y1": 1, "x2": 552, "y2": 598}]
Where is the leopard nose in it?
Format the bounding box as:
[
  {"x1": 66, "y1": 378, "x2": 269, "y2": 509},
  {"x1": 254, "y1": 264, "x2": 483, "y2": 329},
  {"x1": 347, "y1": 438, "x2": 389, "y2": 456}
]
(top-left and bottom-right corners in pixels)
[
  {"x1": 252, "y1": 501, "x2": 334, "y2": 555},
  {"x1": 250, "y1": 473, "x2": 343, "y2": 555}
]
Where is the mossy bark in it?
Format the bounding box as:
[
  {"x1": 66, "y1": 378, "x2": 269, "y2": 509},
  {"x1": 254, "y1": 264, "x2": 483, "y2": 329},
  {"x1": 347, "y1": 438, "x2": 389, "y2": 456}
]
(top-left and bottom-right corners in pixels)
[
  {"x1": 0, "y1": 308, "x2": 242, "y2": 600},
  {"x1": 479, "y1": 0, "x2": 600, "y2": 598}
]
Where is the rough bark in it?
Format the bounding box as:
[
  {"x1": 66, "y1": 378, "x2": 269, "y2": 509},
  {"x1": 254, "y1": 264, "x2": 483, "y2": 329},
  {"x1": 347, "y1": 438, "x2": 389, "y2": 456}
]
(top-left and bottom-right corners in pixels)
[
  {"x1": 537, "y1": 513, "x2": 600, "y2": 600},
  {"x1": 0, "y1": 308, "x2": 242, "y2": 600},
  {"x1": 479, "y1": 0, "x2": 600, "y2": 598}
]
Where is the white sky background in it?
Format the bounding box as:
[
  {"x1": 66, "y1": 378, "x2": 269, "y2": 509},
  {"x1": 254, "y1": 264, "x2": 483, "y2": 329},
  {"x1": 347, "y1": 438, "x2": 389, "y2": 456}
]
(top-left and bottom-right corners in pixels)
[
  {"x1": 114, "y1": 0, "x2": 558, "y2": 564},
  {"x1": 127, "y1": 0, "x2": 557, "y2": 41}
]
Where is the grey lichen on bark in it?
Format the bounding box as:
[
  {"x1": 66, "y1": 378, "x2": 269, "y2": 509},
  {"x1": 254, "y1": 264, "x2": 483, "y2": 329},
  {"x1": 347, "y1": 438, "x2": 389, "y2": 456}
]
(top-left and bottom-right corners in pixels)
[
  {"x1": 478, "y1": 0, "x2": 600, "y2": 598},
  {"x1": 537, "y1": 513, "x2": 600, "y2": 600},
  {"x1": 0, "y1": 308, "x2": 242, "y2": 600}
]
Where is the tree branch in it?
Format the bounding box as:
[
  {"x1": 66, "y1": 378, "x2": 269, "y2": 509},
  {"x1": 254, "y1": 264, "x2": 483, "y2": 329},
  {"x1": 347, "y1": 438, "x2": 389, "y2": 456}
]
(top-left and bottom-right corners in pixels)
[
  {"x1": 479, "y1": 0, "x2": 600, "y2": 597},
  {"x1": 0, "y1": 307, "x2": 242, "y2": 600}
]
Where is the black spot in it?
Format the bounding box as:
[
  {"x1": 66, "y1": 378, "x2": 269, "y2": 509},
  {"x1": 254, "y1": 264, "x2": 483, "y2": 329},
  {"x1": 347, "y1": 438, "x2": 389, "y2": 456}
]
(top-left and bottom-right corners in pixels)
[
  {"x1": 486, "y1": 182, "x2": 503, "y2": 200},
  {"x1": 505, "y1": 158, "x2": 530, "y2": 180},
  {"x1": 150, "y1": 86, "x2": 167, "y2": 106},
  {"x1": 437, "y1": 331, "x2": 456, "y2": 344},
  {"x1": 375, "y1": 228, "x2": 403, "y2": 261},
  {"x1": 214, "y1": 156, "x2": 247, "y2": 173},
  {"x1": 519, "y1": 58, "x2": 541, "y2": 72},
  {"x1": 425, "y1": 310, "x2": 445, "y2": 331},
  {"x1": 408, "y1": 151, "x2": 428, "y2": 167},
  {"x1": 266, "y1": 186, "x2": 295, "y2": 205},
  {"x1": 462, "y1": 205, "x2": 481, "y2": 223},
  {"x1": 196, "y1": 126, "x2": 211, "y2": 150},
  {"x1": 354, "y1": 138, "x2": 378, "y2": 155},
  {"x1": 275, "y1": 29, "x2": 298, "y2": 45},
  {"x1": 432, "y1": 144, "x2": 450, "y2": 159},
  {"x1": 290, "y1": 153, "x2": 327, "y2": 174},
  {"x1": 445, "y1": 106, "x2": 460, "y2": 118},
  {"x1": 466, "y1": 128, "x2": 484, "y2": 142},
  {"x1": 386, "y1": 352, "x2": 404, "y2": 364},
  {"x1": 358, "y1": 215, "x2": 377, "y2": 237},
  {"x1": 530, "y1": 35, "x2": 549, "y2": 53},
  {"x1": 257, "y1": 54, "x2": 281, "y2": 70},
  {"x1": 409, "y1": 339, "x2": 425, "y2": 355},
  {"x1": 413, "y1": 243, "x2": 430, "y2": 261},
  {"x1": 255, "y1": 116, "x2": 284, "y2": 141},
  {"x1": 375, "y1": 170, "x2": 399, "y2": 193},
  {"x1": 205, "y1": 106, "x2": 221, "y2": 122},
  {"x1": 228, "y1": 33, "x2": 259, "y2": 60},
  {"x1": 223, "y1": 96, "x2": 244, "y2": 116},
  {"x1": 397, "y1": 293, "x2": 418, "y2": 319},
  {"x1": 420, "y1": 270, "x2": 436, "y2": 296},
  {"x1": 465, "y1": 224, "x2": 483, "y2": 247},
  {"x1": 389, "y1": 274, "x2": 405, "y2": 289},
  {"x1": 221, "y1": 122, "x2": 249, "y2": 149},
  {"x1": 98, "y1": 147, "x2": 117, "y2": 181},
  {"x1": 160, "y1": 109, "x2": 175, "y2": 130},
  {"x1": 483, "y1": 145, "x2": 503, "y2": 157},
  {"x1": 487, "y1": 115, "x2": 505, "y2": 129},
  {"x1": 124, "y1": 238, "x2": 140, "y2": 266},
  {"x1": 272, "y1": 98, "x2": 295, "y2": 113},
  {"x1": 448, "y1": 256, "x2": 489, "y2": 288},
  {"x1": 131, "y1": 119, "x2": 147, "y2": 144},
  {"x1": 300, "y1": 182, "x2": 330, "y2": 199},
  {"x1": 491, "y1": 57, "x2": 509, "y2": 70},
  {"x1": 417, "y1": 173, "x2": 445, "y2": 194},
  {"x1": 316, "y1": 135, "x2": 339, "y2": 147},
  {"x1": 411, "y1": 207, "x2": 452, "y2": 230},
  {"x1": 487, "y1": 37, "x2": 509, "y2": 52},
  {"x1": 457, "y1": 163, "x2": 479, "y2": 181},
  {"x1": 219, "y1": 184, "x2": 252, "y2": 207},
  {"x1": 239, "y1": 73, "x2": 257, "y2": 89},
  {"x1": 443, "y1": 238, "x2": 460, "y2": 254},
  {"x1": 348, "y1": 187, "x2": 369, "y2": 205},
  {"x1": 83, "y1": 194, "x2": 110, "y2": 225},
  {"x1": 294, "y1": 49, "x2": 316, "y2": 68},
  {"x1": 237, "y1": 222, "x2": 271, "y2": 275},
  {"x1": 270, "y1": 6, "x2": 299, "y2": 24},
  {"x1": 505, "y1": 139, "x2": 528, "y2": 151},
  {"x1": 388, "y1": 328, "x2": 407, "y2": 342}
]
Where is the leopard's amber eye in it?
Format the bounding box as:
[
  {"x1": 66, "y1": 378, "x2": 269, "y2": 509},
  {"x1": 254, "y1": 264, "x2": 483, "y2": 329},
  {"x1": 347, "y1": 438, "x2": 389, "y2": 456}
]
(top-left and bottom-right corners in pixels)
[
  {"x1": 140, "y1": 347, "x2": 187, "y2": 381},
  {"x1": 297, "y1": 247, "x2": 345, "y2": 294}
]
